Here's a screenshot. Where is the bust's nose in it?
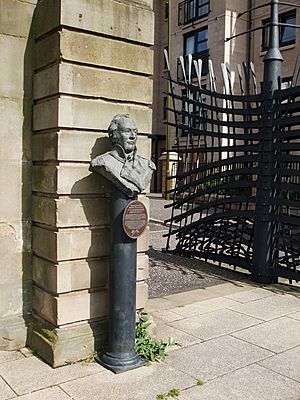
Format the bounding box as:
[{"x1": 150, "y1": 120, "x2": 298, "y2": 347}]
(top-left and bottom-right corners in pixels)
[{"x1": 129, "y1": 129, "x2": 137, "y2": 139}]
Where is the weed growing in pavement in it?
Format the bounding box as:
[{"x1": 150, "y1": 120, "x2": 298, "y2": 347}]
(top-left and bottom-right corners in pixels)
[
  {"x1": 135, "y1": 310, "x2": 179, "y2": 362},
  {"x1": 156, "y1": 388, "x2": 181, "y2": 399},
  {"x1": 196, "y1": 379, "x2": 205, "y2": 386}
]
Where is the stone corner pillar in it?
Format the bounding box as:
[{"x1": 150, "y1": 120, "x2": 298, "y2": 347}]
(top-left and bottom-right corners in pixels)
[{"x1": 28, "y1": 0, "x2": 154, "y2": 366}]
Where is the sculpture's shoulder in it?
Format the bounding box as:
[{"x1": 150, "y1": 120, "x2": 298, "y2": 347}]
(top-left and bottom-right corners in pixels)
[
  {"x1": 90, "y1": 152, "x2": 113, "y2": 169},
  {"x1": 135, "y1": 155, "x2": 156, "y2": 171},
  {"x1": 89, "y1": 152, "x2": 123, "y2": 174}
]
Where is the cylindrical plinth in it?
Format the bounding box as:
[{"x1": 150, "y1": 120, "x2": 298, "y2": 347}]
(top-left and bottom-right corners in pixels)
[{"x1": 96, "y1": 188, "x2": 146, "y2": 373}]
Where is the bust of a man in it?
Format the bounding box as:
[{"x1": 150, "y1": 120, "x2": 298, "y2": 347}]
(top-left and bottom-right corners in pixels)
[{"x1": 89, "y1": 114, "x2": 156, "y2": 198}]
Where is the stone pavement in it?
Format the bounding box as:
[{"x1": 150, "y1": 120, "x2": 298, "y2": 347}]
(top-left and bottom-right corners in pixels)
[{"x1": 1, "y1": 281, "x2": 300, "y2": 400}]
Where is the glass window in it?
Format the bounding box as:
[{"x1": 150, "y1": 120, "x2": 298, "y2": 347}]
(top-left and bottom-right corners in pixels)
[
  {"x1": 178, "y1": 0, "x2": 210, "y2": 25},
  {"x1": 165, "y1": 1, "x2": 169, "y2": 19},
  {"x1": 184, "y1": 27, "x2": 208, "y2": 56},
  {"x1": 280, "y1": 11, "x2": 296, "y2": 46},
  {"x1": 262, "y1": 10, "x2": 296, "y2": 50}
]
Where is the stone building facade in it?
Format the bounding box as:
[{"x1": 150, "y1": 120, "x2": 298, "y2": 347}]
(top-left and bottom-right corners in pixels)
[
  {"x1": 152, "y1": 0, "x2": 299, "y2": 192},
  {"x1": 0, "y1": 0, "x2": 154, "y2": 367}
]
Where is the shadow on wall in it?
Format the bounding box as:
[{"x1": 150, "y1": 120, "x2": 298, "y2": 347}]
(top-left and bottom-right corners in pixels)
[{"x1": 71, "y1": 136, "x2": 111, "y2": 353}]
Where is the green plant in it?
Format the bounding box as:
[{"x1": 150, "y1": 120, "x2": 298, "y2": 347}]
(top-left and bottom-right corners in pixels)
[
  {"x1": 135, "y1": 310, "x2": 179, "y2": 362},
  {"x1": 156, "y1": 388, "x2": 181, "y2": 399},
  {"x1": 196, "y1": 379, "x2": 205, "y2": 386}
]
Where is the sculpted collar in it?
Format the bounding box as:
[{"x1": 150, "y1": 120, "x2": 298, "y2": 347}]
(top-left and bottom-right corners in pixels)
[{"x1": 111, "y1": 144, "x2": 136, "y2": 164}]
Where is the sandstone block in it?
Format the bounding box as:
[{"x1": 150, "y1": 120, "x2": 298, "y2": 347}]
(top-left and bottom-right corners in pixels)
[
  {"x1": 60, "y1": 30, "x2": 153, "y2": 75},
  {"x1": 0, "y1": 280, "x2": 32, "y2": 319},
  {"x1": 34, "y1": 30, "x2": 153, "y2": 74},
  {"x1": 0, "y1": 223, "x2": 23, "y2": 284},
  {"x1": 35, "y1": 0, "x2": 154, "y2": 45},
  {"x1": 32, "y1": 256, "x2": 108, "y2": 294},
  {"x1": 0, "y1": 162, "x2": 22, "y2": 221},
  {"x1": 61, "y1": 0, "x2": 154, "y2": 45},
  {"x1": 32, "y1": 195, "x2": 56, "y2": 226},
  {"x1": 32, "y1": 163, "x2": 109, "y2": 195},
  {"x1": 32, "y1": 131, "x2": 151, "y2": 162},
  {"x1": 33, "y1": 98, "x2": 58, "y2": 132},
  {"x1": 0, "y1": 35, "x2": 27, "y2": 98},
  {"x1": 0, "y1": 98, "x2": 23, "y2": 160},
  {"x1": 34, "y1": 32, "x2": 60, "y2": 70},
  {"x1": 33, "y1": 281, "x2": 147, "y2": 326},
  {"x1": 33, "y1": 96, "x2": 152, "y2": 133},
  {"x1": 33, "y1": 286, "x2": 108, "y2": 326},
  {"x1": 34, "y1": 0, "x2": 60, "y2": 39},
  {"x1": 32, "y1": 195, "x2": 110, "y2": 228},
  {"x1": 32, "y1": 225, "x2": 110, "y2": 262},
  {"x1": 34, "y1": 63, "x2": 153, "y2": 104},
  {"x1": 136, "y1": 282, "x2": 148, "y2": 309},
  {"x1": 32, "y1": 165, "x2": 57, "y2": 193},
  {"x1": 33, "y1": 64, "x2": 59, "y2": 100},
  {"x1": 137, "y1": 254, "x2": 149, "y2": 281},
  {"x1": 0, "y1": 316, "x2": 29, "y2": 350},
  {"x1": 137, "y1": 226, "x2": 149, "y2": 253},
  {"x1": 28, "y1": 316, "x2": 107, "y2": 367},
  {"x1": 58, "y1": 163, "x2": 109, "y2": 195},
  {"x1": 0, "y1": 0, "x2": 36, "y2": 37}
]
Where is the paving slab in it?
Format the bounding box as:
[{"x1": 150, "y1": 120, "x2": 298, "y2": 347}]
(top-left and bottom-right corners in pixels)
[
  {"x1": 16, "y1": 387, "x2": 70, "y2": 400},
  {"x1": 179, "y1": 364, "x2": 300, "y2": 400},
  {"x1": 224, "y1": 287, "x2": 276, "y2": 303},
  {"x1": 228, "y1": 293, "x2": 300, "y2": 321},
  {"x1": 145, "y1": 297, "x2": 176, "y2": 312},
  {"x1": 163, "y1": 283, "x2": 253, "y2": 306},
  {"x1": 164, "y1": 335, "x2": 272, "y2": 381},
  {"x1": 0, "y1": 351, "x2": 24, "y2": 364},
  {"x1": 60, "y1": 362, "x2": 195, "y2": 400},
  {"x1": 0, "y1": 376, "x2": 16, "y2": 400},
  {"x1": 0, "y1": 356, "x2": 103, "y2": 396},
  {"x1": 288, "y1": 311, "x2": 300, "y2": 321},
  {"x1": 259, "y1": 345, "x2": 300, "y2": 382},
  {"x1": 169, "y1": 297, "x2": 240, "y2": 318},
  {"x1": 154, "y1": 322, "x2": 202, "y2": 352},
  {"x1": 232, "y1": 316, "x2": 300, "y2": 353},
  {"x1": 150, "y1": 309, "x2": 184, "y2": 323},
  {"x1": 169, "y1": 309, "x2": 261, "y2": 340}
]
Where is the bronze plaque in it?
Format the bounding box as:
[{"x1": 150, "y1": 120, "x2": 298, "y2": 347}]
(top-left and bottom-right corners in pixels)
[{"x1": 123, "y1": 200, "x2": 148, "y2": 239}]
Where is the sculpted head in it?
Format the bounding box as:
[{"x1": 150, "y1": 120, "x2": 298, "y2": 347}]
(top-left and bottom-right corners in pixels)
[{"x1": 108, "y1": 114, "x2": 138, "y2": 154}]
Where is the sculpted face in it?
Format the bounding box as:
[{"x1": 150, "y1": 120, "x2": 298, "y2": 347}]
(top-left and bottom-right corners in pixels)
[{"x1": 114, "y1": 118, "x2": 138, "y2": 154}]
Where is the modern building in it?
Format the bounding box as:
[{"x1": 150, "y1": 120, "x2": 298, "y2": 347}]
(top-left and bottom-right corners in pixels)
[{"x1": 152, "y1": 0, "x2": 299, "y2": 192}]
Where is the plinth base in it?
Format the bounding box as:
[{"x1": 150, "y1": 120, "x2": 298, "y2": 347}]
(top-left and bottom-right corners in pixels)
[{"x1": 96, "y1": 351, "x2": 147, "y2": 374}]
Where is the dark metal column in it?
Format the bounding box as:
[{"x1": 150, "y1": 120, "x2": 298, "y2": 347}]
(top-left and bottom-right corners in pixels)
[
  {"x1": 252, "y1": 0, "x2": 283, "y2": 283},
  {"x1": 96, "y1": 188, "x2": 145, "y2": 373}
]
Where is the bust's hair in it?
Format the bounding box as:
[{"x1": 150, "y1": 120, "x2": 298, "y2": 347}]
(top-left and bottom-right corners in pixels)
[{"x1": 108, "y1": 113, "x2": 131, "y2": 143}]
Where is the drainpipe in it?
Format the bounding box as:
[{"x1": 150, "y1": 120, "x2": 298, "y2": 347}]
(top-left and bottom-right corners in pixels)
[
  {"x1": 246, "y1": 0, "x2": 253, "y2": 95},
  {"x1": 166, "y1": 0, "x2": 172, "y2": 199}
]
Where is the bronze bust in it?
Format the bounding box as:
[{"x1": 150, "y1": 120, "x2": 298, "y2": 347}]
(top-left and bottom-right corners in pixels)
[{"x1": 89, "y1": 114, "x2": 156, "y2": 197}]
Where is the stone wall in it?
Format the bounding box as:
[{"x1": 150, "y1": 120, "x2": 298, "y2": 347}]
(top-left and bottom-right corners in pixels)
[
  {"x1": 0, "y1": 0, "x2": 37, "y2": 350},
  {"x1": 1, "y1": 0, "x2": 154, "y2": 366}
]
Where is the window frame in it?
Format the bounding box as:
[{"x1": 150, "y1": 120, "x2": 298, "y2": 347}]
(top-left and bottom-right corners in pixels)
[
  {"x1": 178, "y1": 0, "x2": 210, "y2": 26},
  {"x1": 261, "y1": 9, "x2": 296, "y2": 51},
  {"x1": 184, "y1": 26, "x2": 208, "y2": 56}
]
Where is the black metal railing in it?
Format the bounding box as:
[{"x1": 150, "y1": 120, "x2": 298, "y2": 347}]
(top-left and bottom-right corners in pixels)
[
  {"x1": 164, "y1": 60, "x2": 300, "y2": 284},
  {"x1": 178, "y1": 0, "x2": 210, "y2": 25}
]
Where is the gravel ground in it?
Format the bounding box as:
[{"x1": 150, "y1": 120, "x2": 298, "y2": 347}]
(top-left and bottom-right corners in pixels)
[
  {"x1": 147, "y1": 195, "x2": 250, "y2": 298},
  {"x1": 147, "y1": 195, "x2": 299, "y2": 297}
]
